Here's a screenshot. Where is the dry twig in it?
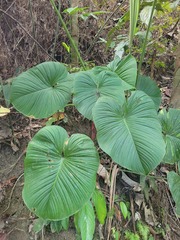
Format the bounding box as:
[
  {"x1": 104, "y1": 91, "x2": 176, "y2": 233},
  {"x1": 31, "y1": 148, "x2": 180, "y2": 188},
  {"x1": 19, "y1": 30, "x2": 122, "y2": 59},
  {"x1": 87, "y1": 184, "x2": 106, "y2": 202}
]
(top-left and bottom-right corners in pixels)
[
  {"x1": 106, "y1": 164, "x2": 119, "y2": 240},
  {"x1": 130, "y1": 192, "x2": 136, "y2": 233},
  {"x1": 0, "y1": 173, "x2": 24, "y2": 216}
]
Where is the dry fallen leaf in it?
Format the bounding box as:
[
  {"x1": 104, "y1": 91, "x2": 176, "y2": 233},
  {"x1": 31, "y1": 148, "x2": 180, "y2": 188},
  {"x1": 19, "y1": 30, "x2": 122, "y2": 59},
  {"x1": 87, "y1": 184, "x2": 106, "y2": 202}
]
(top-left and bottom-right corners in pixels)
[
  {"x1": 52, "y1": 112, "x2": 65, "y2": 121},
  {"x1": 135, "y1": 193, "x2": 144, "y2": 208},
  {"x1": 164, "y1": 88, "x2": 171, "y2": 97},
  {"x1": 144, "y1": 205, "x2": 158, "y2": 226},
  {"x1": 135, "y1": 212, "x2": 141, "y2": 221},
  {"x1": 97, "y1": 164, "x2": 110, "y2": 186},
  {"x1": 121, "y1": 172, "x2": 141, "y2": 192},
  {"x1": 0, "y1": 106, "x2": 10, "y2": 117},
  {"x1": 114, "y1": 204, "x2": 122, "y2": 222},
  {"x1": 28, "y1": 223, "x2": 33, "y2": 233},
  {"x1": 11, "y1": 141, "x2": 19, "y2": 152},
  {"x1": 160, "y1": 166, "x2": 169, "y2": 174}
]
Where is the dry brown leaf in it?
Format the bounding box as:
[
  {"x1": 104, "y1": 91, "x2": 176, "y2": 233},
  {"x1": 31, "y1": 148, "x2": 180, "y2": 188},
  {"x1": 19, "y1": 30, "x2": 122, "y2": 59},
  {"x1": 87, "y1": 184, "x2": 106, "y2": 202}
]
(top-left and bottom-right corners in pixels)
[
  {"x1": 144, "y1": 205, "x2": 158, "y2": 226},
  {"x1": 135, "y1": 193, "x2": 144, "y2": 208},
  {"x1": 114, "y1": 204, "x2": 122, "y2": 222},
  {"x1": 11, "y1": 141, "x2": 19, "y2": 152},
  {"x1": 135, "y1": 212, "x2": 141, "y2": 221},
  {"x1": 97, "y1": 164, "x2": 110, "y2": 186},
  {"x1": 160, "y1": 166, "x2": 169, "y2": 174},
  {"x1": 52, "y1": 112, "x2": 65, "y2": 121},
  {"x1": 28, "y1": 223, "x2": 33, "y2": 233},
  {"x1": 164, "y1": 88, "x2": 171, "y2": 97}
]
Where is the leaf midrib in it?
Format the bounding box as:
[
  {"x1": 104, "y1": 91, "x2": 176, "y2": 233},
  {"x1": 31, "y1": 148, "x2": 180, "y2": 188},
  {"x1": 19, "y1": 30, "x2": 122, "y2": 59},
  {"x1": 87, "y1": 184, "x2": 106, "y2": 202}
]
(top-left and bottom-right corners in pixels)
[{"x1": 122, "y1": 118, "x2": 143, "y2": 169}]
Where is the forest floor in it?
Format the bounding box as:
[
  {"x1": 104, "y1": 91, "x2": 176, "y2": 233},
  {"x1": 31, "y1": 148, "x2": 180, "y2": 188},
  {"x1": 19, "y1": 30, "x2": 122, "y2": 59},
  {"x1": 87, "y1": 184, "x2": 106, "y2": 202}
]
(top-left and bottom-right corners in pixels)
[{"x1": 0, "y1": 1, "x2": 180, "y2": 240}]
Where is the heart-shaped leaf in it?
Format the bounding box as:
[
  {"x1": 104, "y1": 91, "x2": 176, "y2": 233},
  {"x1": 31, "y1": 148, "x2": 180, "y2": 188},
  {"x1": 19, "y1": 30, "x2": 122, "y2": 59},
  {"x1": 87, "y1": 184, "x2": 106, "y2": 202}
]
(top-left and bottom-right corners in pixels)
[
  {"x1": 167, "y1": 171, "x2": 180, "y2": 216},
  {"x1": 11, "y1": 62, "x2": 72, "y2": 118},
  {"x1": 108, "y1": 55, "x2": 137, "y2": 90},
  {"x1": 93, "y1": 55, "x2": 137, "y2": 91},
  {"x1": 93, "y1": 91, "x2": 165, "y2": 175},
  {"x1": 136, "y1": 75, "x2": 161, "y2": 110},
  {"x1": 73, "y1": 70, "x2": 124, "y2": 120},
  {"x1": 23, "y1": 126, "x2": 99, "y2": 220},
  {"x1": 159, "y1": 108, "x2": 180, "y2": 163}
]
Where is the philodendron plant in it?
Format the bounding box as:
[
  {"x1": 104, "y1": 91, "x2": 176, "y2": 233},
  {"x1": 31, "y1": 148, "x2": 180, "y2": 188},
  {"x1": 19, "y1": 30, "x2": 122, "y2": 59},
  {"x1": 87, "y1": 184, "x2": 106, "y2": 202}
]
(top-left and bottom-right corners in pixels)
[{"x1": 10, "y1": 55, "x2": 180, "y2": 239}]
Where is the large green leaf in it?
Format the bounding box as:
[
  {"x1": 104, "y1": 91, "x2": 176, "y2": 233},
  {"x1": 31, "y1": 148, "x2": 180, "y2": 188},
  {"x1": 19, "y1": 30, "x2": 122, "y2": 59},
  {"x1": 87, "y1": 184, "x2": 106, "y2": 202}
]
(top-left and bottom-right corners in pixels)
[
  {"x1": 136, "y1": 75, "x2": 161, "y2": 110},
  {"x1": 73, "y1": 70, "x2": 124, "y2": 120},
  {"x1": 22, "y1": 126, "x2": 99, "y2": 220},
  {"x1": 167, "y1": 171, "x2": 180, "y2": 216},
  {"x1": 108, "y1": 55, "x2": 137, "y2": 90},
  {"x1": 74, "y1": 201, "x2": 95, "y2": 240},
  {"x1": 93, "y1": 55, "x2": 137, "y2": 91},
  {"x1": 93, "y1": 90, "x2": 165, "y2": 175},
  {"x1": 159, "y1": 108, "x2": 180, "y2": 163},
  {"x1": 11, "y1": 62, "x2": 72, "y2": 118}
]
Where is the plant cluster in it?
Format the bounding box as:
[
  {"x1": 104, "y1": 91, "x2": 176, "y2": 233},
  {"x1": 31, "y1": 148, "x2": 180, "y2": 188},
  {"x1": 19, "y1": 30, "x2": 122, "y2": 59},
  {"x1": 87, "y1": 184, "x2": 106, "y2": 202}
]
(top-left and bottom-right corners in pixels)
[
  {"x1": 7, "y1": 52, "x2": 180, "y2": 239},
  {"x1": 107, "y1": 0, "x2": 179, "y2": 72},
  {"x1": 0, "y1": 0, "x2": 179, "y2": 239}
]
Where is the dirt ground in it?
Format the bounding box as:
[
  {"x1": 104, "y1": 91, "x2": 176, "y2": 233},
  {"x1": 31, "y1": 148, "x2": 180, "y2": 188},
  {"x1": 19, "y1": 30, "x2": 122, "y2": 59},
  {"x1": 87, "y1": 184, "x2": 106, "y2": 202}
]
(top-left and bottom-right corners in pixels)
[{"x1": 0, "y1": 0, "x2": 180, "y2": 240}]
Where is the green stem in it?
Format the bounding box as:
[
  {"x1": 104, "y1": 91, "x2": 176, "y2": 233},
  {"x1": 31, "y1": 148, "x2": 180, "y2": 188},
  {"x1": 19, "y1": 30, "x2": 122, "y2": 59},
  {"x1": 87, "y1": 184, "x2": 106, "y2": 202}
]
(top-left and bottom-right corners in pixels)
[
  {"x1": 129, "y1": 0, "x2": 140, "y2": 53},
  {"x1": 66, "y1": 103, "x2": 75, "y2": 107},
  {"x1": 137, "y1": 0, "x2": 157, "y2": 79},
  {"x1": 49, "y1": 0, "x2": 86, "y2": 70}
]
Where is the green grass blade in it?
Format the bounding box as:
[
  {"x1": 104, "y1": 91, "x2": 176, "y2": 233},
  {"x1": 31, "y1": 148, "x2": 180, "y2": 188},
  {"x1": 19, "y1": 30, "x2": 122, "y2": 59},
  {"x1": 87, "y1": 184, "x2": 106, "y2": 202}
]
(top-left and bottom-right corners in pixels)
[{"x1": 129, "y1": 0, "x2": 140, "y2": 51}]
